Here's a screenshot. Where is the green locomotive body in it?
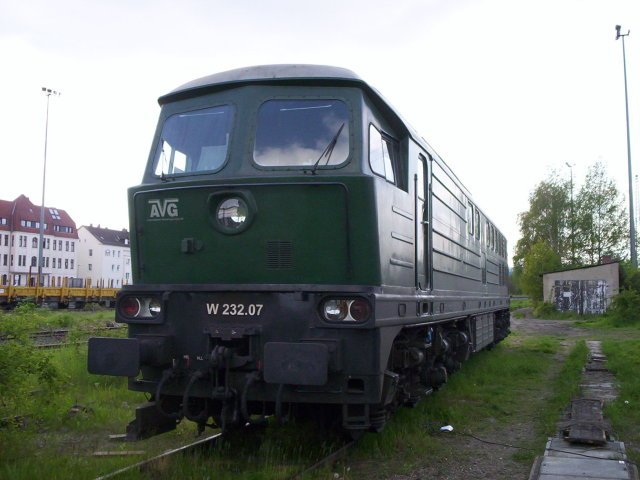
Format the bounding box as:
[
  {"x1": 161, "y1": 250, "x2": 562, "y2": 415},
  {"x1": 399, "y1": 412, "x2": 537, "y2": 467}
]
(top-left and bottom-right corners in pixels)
[{"x1": 88, "y1": 65, "x2": 510, "y2": 438}]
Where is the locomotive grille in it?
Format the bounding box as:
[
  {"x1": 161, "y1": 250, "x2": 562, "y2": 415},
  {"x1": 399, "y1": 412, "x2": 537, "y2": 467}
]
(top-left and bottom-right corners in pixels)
[{"x1": 266, "y1": 241, "x2": 294, "y2": 269}]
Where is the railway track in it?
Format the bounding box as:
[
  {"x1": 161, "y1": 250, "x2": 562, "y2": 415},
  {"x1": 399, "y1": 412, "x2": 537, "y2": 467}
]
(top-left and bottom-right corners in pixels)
[
  {"x1": 0, "y1": 325, "x2": 124, "y2": 349},
  {"x1": 94, "y1": 428, "x2": 358, "y2": 480},
  {"x1": 95, "y1": 432, "x2": 223, "y2": 480},
  {"x1": 288, "y1": 438, "x2": 358, "y2": 479}
]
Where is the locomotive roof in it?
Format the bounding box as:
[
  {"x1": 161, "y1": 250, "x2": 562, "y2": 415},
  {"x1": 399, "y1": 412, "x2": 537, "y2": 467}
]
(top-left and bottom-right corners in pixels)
[
  {"x1": 159, "y1": 64, "x2": 420, "y2": 158},
  {"x1": 159, "y1": 64, "x2": 365, "y2": 105}
]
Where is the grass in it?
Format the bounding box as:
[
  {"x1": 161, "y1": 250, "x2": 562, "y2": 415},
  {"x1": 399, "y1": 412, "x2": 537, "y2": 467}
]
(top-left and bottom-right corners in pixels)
[
  {"x1": 0, "y1": 344, "x2": 199, "y2": 479},
  {"x1": 602, "y1": 339, "x2": 640, "y2": 465},
  {"x1": 343, "y1": 336, "x2": 589, "y2": 477},
  {"x1": 0, "y1": 302, "x2": 117, "y2": 333},
  {"x1": 1, "y1": 305, "x2": 636, "y2": 479},
  {"x1": 510, "y1": 297, "x2": 532, "y2": 310}
]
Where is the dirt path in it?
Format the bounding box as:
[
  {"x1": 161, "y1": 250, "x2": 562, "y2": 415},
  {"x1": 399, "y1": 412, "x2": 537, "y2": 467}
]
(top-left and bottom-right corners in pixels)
[{"x1": 386, "y1": 315, "x2": 588, "y2": 480}]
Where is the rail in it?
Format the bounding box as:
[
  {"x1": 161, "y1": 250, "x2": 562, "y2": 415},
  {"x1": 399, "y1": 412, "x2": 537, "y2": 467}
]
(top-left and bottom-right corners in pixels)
[{"x1": 0, "y1": 284, "x2": 119, "y2": 307}]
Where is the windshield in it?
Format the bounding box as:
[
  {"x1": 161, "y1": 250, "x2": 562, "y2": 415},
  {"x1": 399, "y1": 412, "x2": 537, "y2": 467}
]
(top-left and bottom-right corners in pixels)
[
  {"x1": 153, "y1": 105, "x2": 234, "y2": 176},
  {"x1": 253, "y1": 99, "x2": 349, "y2": 167}
]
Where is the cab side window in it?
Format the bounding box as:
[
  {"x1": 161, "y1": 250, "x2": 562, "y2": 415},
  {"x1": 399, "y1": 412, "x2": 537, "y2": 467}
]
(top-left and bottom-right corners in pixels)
[{"x1": 369, "y1": 124, "x2": 400, "y2": 186}]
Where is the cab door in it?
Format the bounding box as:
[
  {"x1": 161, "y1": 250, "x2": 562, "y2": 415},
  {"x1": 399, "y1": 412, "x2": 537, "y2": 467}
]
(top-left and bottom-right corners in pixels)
[{"x1": 415, "y1": 153, "x2": 432, "y2": 290}]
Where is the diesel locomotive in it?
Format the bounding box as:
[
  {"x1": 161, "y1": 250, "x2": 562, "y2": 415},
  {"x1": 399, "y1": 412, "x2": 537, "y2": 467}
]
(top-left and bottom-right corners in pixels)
[{"x1": 88, "y1": 65, "x2": 510, "y2": 439}]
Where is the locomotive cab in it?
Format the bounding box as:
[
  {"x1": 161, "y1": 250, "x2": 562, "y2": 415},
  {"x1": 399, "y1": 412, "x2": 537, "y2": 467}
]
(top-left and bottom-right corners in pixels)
[{"x1": 88, "y1": 65, "x2": 510, "y2": 439}]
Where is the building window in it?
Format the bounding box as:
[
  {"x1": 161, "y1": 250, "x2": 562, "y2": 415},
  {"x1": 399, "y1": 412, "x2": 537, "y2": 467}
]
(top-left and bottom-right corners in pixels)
[
  {"x1": 53, "y1": 241, "x2": 57, "y2": 251},
  {"x1": 88, "y1": 264, "x2": 92, "y2": 271},
  {"x1": 49, "y1": 208, "x2": 61, "y2": 220},
  {"x1": 70, "y1": 259, "x2": 74, "y2": 269},
  {"x1": 32, "y1": 237, "x2": 38, "y2": 248},
  {"x1": 71, "y1": 242, "x2": 75, "y2": 252},
  {"x1": 106, "y1": 250, "x2": 110, "y2": 257},
  {"x1": 65, "y1": 241, "x2": 69, "y2": 251},
  {"x1": 58, "y1": 258, "x2": 62, "y2": 269},
  {"x1": 31, "y1": 256, "x2": 37, "y2": 267},
  {"x1": 65, "y1": 259, "x2": 68, "y2": 269},
  {"x1": 89, "y1": 249, "x2": 93, "y2": 256},
  {"x1": 20, "y1": 220, "x2": 42, "y2": 229},
  {"x1": 2, "y1": 254, "x2": 7, "y2": 266},
  {"x1": 4, "y1": 234, "x2": 8, "y2": 246}
]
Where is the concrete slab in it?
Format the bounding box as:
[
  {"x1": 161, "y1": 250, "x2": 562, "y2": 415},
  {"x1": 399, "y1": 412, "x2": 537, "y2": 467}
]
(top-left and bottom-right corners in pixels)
[
  {"x1": 546, "y1": 438, "x2": 627, "y2": 460},
  {"x1": 537, "y1": 456, "x2": 631, "y2": 479},
  {"x1": 528, "y1": 341, "x2": 637, "y2": 480}
]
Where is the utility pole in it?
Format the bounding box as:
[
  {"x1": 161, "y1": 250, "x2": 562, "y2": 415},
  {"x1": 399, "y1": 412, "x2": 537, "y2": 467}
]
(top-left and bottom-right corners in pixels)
[
  {"x1": 38, "y1": 87, "x2": 61, "y2": 288},
  {"x1": 566, "y1": 162, "x2": 575, "y2": 265},
  {"x1": 615, "y1": 25, "x2": 637, "y2": 269}
]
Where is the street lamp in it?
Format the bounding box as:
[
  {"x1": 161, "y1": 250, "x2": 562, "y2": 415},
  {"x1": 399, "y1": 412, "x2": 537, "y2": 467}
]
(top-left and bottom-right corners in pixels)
[
  {"x1": 565, "y1": 162, "x2": 574, "y2": 265},
  {"x1": 615, "y1": 25, "x2": 637, "y2": 269},
  {"x1": 37, "y1": 87, "x2": 61, "y2": 289}
]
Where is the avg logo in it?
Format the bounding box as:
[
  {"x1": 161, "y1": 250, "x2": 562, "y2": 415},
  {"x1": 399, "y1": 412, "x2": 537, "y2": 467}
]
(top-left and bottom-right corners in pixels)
[{"x1": 147, "y1": 198, "x2": 182, "y2": 221}]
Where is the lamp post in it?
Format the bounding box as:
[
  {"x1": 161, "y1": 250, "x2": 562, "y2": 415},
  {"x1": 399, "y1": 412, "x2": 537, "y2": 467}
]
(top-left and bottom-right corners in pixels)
[
  {"x1": 565, "y1": 162, "x2": 574, "y2": 265},
  {"x1": 615, "y1": 25, "x2": 637, "y2": 269},
  {"x1": 38, "y1": 87, "x2": 61, "y2": 288}
]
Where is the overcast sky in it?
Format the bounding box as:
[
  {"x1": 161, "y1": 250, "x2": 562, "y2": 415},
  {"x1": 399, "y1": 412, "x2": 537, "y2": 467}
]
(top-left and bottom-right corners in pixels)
[{"x1": 2, "y1": 0, "x2": 639, "y2": 264}]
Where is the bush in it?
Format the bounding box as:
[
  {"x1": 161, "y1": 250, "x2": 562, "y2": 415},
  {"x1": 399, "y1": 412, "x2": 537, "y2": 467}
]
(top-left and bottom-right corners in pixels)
[
  {"x1": 624, "y1": 269, "x2": 640, "y2": 294},
  {"x1": 533, "y1": 302, "x2": 557, "y2": 318},
  {"x1": 0, "y1": 305, "x2": 62, "y2": 420},
  {"x1": 606, "y1": 289, "x2": 640, "y2": 326}
]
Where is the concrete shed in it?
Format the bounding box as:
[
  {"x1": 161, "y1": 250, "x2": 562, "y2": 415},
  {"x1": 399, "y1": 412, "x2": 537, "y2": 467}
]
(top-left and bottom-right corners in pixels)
[{"x1": 542, "y1": 262, "x2": 620, "y2": 314}]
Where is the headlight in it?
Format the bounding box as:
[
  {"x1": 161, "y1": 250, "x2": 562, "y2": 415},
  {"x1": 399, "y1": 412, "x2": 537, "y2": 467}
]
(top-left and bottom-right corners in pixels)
[
  {"x1": 217, "y1": 197, "x2": 248, "y2": 230},
  {"x1": 321, "y1": 297, "x2": 371, "y2": 323},
  {"x1": 323, "y1": 299, "x2": 349, "y2": 321},
  {"x1": 118, "y1": 295, "x2": 162, "y2": 322}
]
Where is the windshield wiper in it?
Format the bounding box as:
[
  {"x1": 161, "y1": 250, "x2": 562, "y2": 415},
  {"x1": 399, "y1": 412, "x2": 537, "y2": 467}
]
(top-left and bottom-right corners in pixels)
[{"x1": 309, "y1": 123, "x2": 345, "y2": 175}]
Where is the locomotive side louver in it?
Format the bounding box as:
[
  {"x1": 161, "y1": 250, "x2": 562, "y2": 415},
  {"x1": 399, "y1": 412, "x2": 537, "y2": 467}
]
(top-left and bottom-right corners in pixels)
[{"x1": 266, "y1": 240, "x2": 293, "y2": 269}]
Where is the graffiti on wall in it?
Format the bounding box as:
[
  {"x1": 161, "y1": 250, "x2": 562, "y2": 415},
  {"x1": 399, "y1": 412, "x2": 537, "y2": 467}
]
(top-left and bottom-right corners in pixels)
[{"x1": 552, "y1": 279, "x2": 608, "y2": 314}]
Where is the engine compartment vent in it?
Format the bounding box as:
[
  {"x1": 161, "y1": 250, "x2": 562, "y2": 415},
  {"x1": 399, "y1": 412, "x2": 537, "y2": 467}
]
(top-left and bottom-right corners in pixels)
[{"x1": 266, "y1": 241, "x2": 293, "y2": 269}]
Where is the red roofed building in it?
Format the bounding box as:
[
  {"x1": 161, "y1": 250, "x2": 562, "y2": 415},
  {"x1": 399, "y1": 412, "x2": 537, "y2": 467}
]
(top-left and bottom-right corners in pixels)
[{"x1": 0, "y1": 195, "x2": 79, "y2": 287}]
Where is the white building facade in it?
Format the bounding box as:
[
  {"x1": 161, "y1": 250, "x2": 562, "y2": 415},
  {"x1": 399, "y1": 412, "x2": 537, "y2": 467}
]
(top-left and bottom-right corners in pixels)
[{"x1": 77, "y1": 226, "x2": 131, "y2": 288}]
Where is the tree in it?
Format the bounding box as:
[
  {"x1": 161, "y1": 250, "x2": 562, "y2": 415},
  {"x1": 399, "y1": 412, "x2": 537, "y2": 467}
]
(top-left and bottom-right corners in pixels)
[
  {"x1": 574, "y1": 162, "x2": 628, "y2": 264},
  {"x1": 520, "y1": 240, "x2": 562, "y2": 301},
  {"x1": 513, "y1": 174, "x2": 571, "y2": 270}
]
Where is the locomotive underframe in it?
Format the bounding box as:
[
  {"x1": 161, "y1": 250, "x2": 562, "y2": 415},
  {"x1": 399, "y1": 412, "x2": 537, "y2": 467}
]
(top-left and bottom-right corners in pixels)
[{"x1": 89, "y1": 283, "x2": 510, "y2": 438}]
